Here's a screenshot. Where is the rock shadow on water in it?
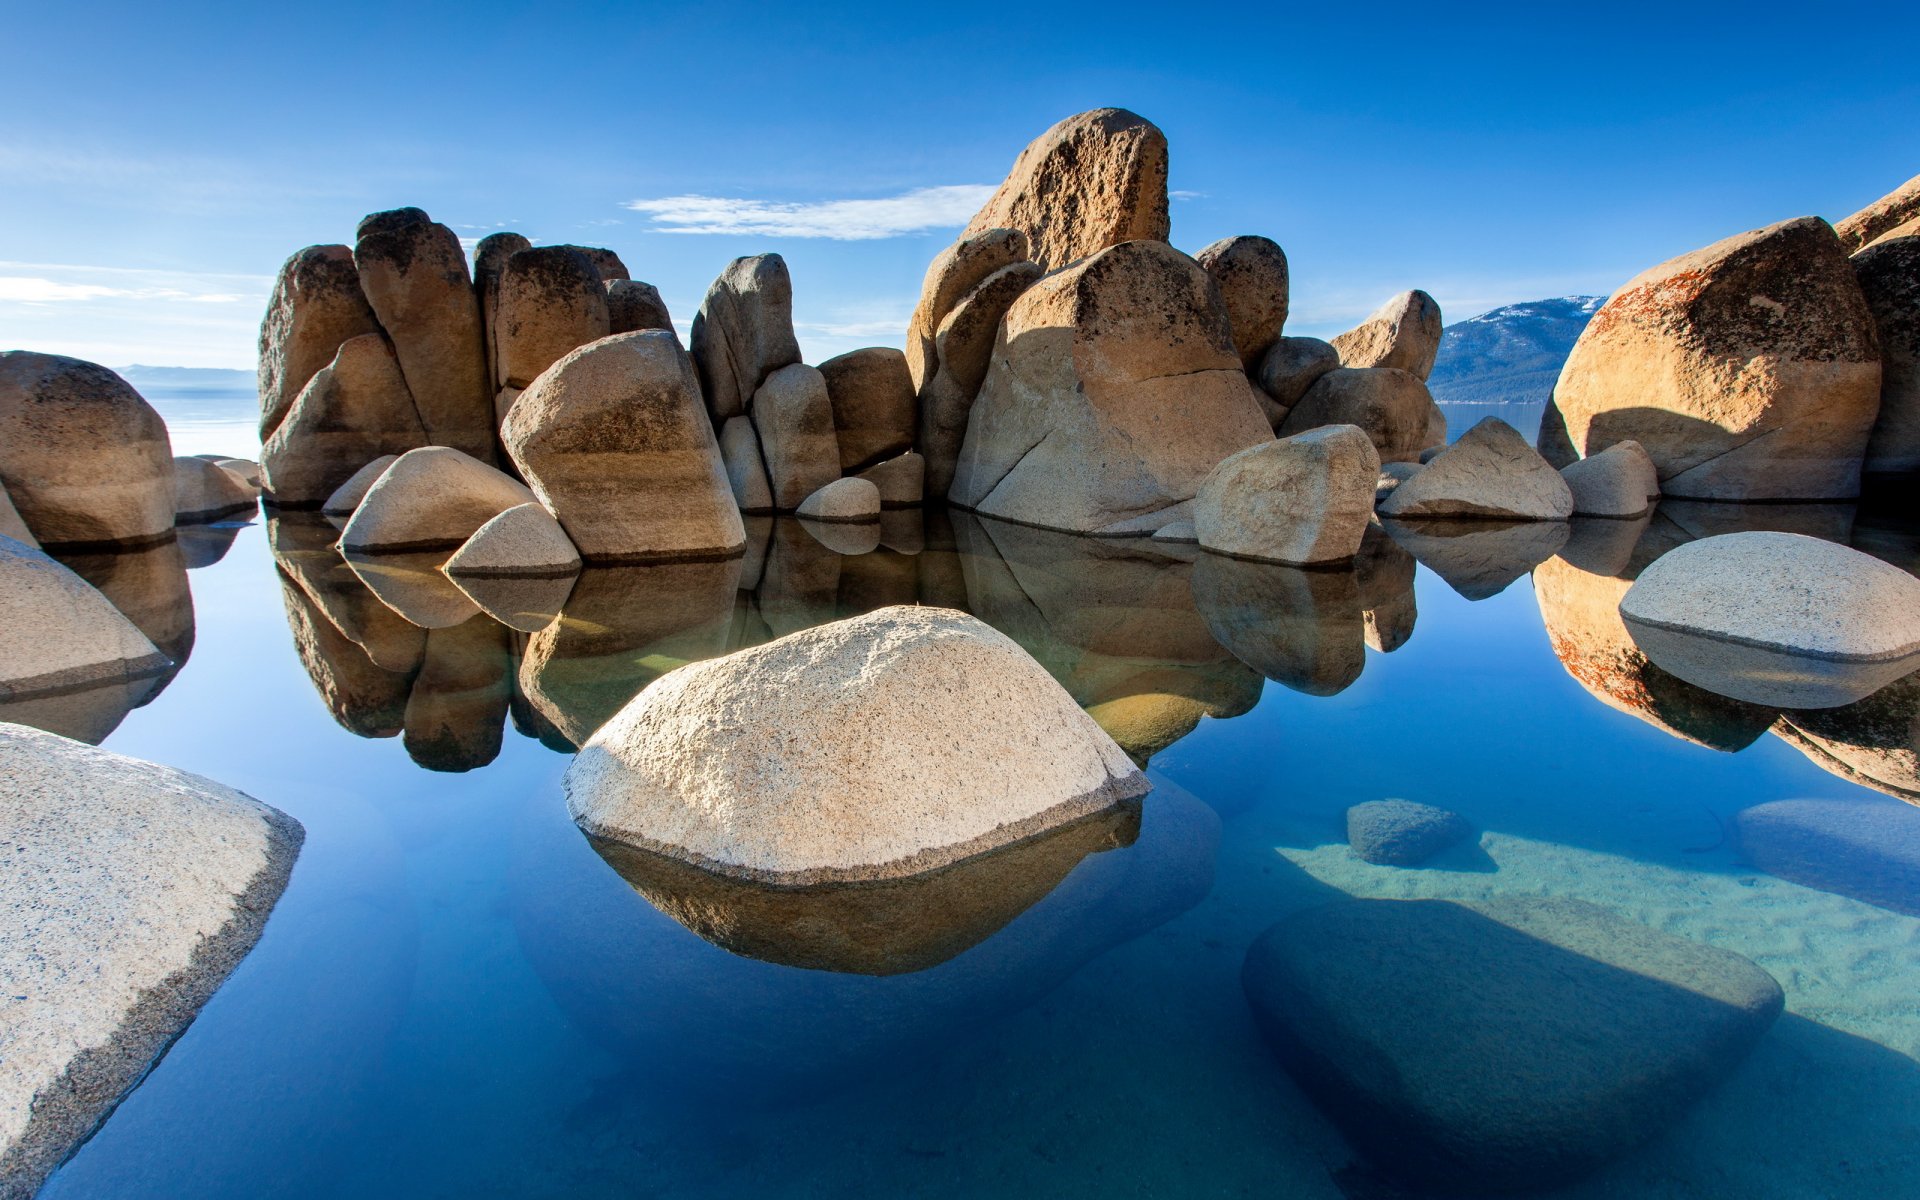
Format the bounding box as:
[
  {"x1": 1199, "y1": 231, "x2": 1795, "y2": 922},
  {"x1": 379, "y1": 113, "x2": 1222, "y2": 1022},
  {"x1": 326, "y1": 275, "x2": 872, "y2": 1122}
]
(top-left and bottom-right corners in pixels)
[{"x1": 1380, "y1": 516, "x2": 1567, "y2": 600}]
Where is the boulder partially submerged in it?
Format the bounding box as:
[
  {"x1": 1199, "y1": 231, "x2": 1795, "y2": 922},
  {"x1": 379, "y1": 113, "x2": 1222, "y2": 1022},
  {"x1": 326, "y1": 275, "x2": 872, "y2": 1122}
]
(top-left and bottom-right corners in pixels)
[
  {"x1": 338, "y1": 446, "x2": 537, "y2": 554},
  {"x1": 1561, "y1": 438, "x2": 1660, "y2": 518},
  {"x1": 172, "y1": 455, "x2": 258, "y2": 524},
  {"x1": 1193, "y1": 425, "x2": 1378, "y2": 565},
  {"x1": 0, "y1": 535, "x2": 171, "y2": 707},
  {"x1": 444, "y1": 502, "x2": 581, "y2": 578},
  {"x1": 1376, "y1": 417, "x2": 1573, "y2": 521}
]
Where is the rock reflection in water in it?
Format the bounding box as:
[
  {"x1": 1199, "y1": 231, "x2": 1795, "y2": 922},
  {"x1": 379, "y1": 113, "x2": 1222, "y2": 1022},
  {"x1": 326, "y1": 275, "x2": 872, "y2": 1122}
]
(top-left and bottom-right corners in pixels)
[
  {"x1": 175, "y1": 520, "x2": 247, "y2": 569},
  {"x1": 1189, "y1": 552, "x2": 1366, "y2": 696},
  {"x1": 586, "y1": 798, "x2": 1142, "y2": 975},
  {"x1": 403, "y1": 616, "x2": 513, "y2": 771},
  {"x1": 54, "y1": 537, "x2": 196, "y2": 683},
  {"x1": 1773, "y1": 672, "x2": 1920, "y2": 805},
  {"x1": 277, "y1": 569, "x2": 414, "y2": 737},
  {"x1": 1354, "y1": 522, "x2": 1417, "y2": 653},
  {"x1": 1382, "y1": 516, "x2": 1568, "y2": 600},
  {"x1": 344, "y1": 552, "x2": 482, "y2": 628},
  {"x1": 448, "y1": 572, "x2": 576, "y2": 633},
  {"x1": 271, "y1": 516, "x2": 428, "y2": 674},
  {"x1": 0, "y1": 675, "x2": 165, "y2": 745}
]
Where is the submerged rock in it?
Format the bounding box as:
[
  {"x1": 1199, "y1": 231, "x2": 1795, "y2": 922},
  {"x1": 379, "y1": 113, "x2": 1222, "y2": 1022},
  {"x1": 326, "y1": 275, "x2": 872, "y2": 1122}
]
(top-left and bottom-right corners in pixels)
[
  {"x1": 444, "y1": 502, "x2": 581, "y2": 578},
  {"x1": 172, "y1": 455, "x2": 258, "y2": 524},
  {"x1": 1377, "y1": 416, "x2": 1573, "y2": 521},
  {"x1": 0, "y1": 536, "x2": 171, "y2": 710},
  {"x1": 1278, "y1": 366, "x2": 1434, "y2": 464},
  {"x1": 338, "y1": 446, "x2": 537, "y2": 555},
  {"x1": 260, "y1": 333, "x2": 426, "y2": 509},
  {"x1": 1345, "y1": 798, "x2": 1471, "y2": 865},
  {"x1": 0, "y1": 723, "x2": 302, "y2": 1199},
  {"x1": 1193, "y1": 425, "x2": 1379, "y2": 565},
  {"x1": 1620, "y1": 531, "x2": 1920, "y2": 707},
  {"x1": 689, "y1": 254, "x2": 802, "y2": 424},
  {"x1": 1562, "y1": 438, "x2": 1660, "y2": 518},
  {"x1": 566, "y1": 606, "x2": 1148, "y2": 882},
  {"x1": 1737, "y1": 797, "x2": 1920, "y2": 915},
  {"x1": 1195, "y1": 235, "x2": 1290, "y2": 369},
  {"x1": 1329, "y1": 289, "x2": 1443, "y2": 380},
  {"x1": 256, "y1": 244, "x2": 382, "y2": 440},
  {"x1": 1242, "y1": 896, "x2": 1783, "y2": 1193}
]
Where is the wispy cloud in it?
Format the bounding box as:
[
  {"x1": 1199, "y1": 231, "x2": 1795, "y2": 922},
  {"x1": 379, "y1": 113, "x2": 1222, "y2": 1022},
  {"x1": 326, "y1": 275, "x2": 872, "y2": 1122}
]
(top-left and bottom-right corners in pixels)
[
  {"x1": 1169, "y1": 189, "x2": 1207, "y2": 201},
  {"x1": 0, "y1": 275, "x2": 248, "y2": 304},
  {"x1": 623, "y1": 185, "x2": 994, "y2": 240},
  {"x1": 0, "y1": 262, "x2": 274, "y2": 369}
]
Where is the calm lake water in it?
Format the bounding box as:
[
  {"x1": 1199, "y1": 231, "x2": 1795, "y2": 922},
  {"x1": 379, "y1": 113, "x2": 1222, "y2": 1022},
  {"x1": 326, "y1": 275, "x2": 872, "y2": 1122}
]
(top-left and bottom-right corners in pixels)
[{"x1": 28, "y1": 501, "x2": 1920, "y2": 1199}]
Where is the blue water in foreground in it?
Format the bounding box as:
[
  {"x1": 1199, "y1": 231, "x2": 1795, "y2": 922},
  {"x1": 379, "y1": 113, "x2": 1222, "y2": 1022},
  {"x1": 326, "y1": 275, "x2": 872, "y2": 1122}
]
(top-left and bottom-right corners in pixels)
[{"x1": 31, "y1": 506, "x2": 1920, "y2": 1198}]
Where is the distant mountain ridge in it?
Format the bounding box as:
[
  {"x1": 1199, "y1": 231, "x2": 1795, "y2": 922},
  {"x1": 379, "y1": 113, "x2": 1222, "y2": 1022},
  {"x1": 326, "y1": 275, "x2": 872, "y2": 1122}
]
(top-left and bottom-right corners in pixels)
[
  {"x1": 1427, "y1": 296, "x2": 1604, "y2": 407},
  {"x1": 117, "y1": 364, "x2": 257, "y2": 390}
]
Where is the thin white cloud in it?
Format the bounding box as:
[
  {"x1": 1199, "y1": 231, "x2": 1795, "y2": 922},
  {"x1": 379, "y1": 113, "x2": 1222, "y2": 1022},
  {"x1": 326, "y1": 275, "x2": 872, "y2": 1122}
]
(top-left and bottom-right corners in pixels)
[
  {"x1": 1169, "y1": 190, "x2": 1207, "y2": 201},
  {"x1": 623, "y1": 185, "x2": 994, "y2": 240},
  {"x1": 1, "y1": 263, "x2": 273, "y2": 369}
]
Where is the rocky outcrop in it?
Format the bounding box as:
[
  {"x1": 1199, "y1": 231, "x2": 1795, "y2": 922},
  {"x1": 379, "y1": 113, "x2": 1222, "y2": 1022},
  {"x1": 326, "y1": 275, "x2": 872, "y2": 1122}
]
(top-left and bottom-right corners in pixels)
[
  {"x1": 1562, "y1": 438, "x2": 1660, "y2": 517},
  {"x1": 172, "y1": 456, "x2": 257, "y2": 524},
  {"x1": 503, "y1": 331, "x2": 745, "y2": 561},
  {"x1": 1254, "y1": 336, "x2": 1340, "y2": 427},
  {"x1": 1376, "y1": 416, "x2": 1574, "y2": 521},
  {"x1": 904, "y1": 227, "x2": 1031, "y2": 391},
  {"x1": 0, "y1": 723, "x2": 301, "y2": 1200},
  {"x1": 1620, "y1": 531, "x2": 1920, "y2": 707},
  {"x1": 1346, "y1": 798, "x2": 1471, "y2": 865},
  {"x1": 688, "y1": 254, "x2": 802, "y2": 423},
  {"x1": 919, "y1": 259, "x2": 1044, "y2": 500},
  {"x1": 1553, "y1": 217, "x2": 1882, "y2": 500},
  {"x1": 796, "y1": 477, "x2": 881, "y2": 523},
  {"x1": 1836, "y1": 174, "x2": 1920, "y2": 254},
  {"x1": 472, "y1": 232, "x2": 532, "y2": 395},
  {"x1": 565, "y1": 605, "x2": 1148, "y2": 882},
  {"x1": 492, "y1": 246, "x2": 611, "y2": 393},
  {"x1": 339, "y1": 446, "x2": 537, "y2": 554},
  {"x1": 0, "y1": 352, "x2": 175, "y2": 549},
  {"x1": 1195, "y1": 235, "x2": 1289, "y2": 368},
  {"x1": 606, "y1": 279, "x2": 673, "y2": 335},
  {"x1": 261, "y1": 333, "x2": 426, "y2": 507},
  {"x1": 752, "y1": 363, "x2": 842, "y2": 511},
  {"x1": 819, "y1": 347, "x2": 914, "y2": 473},
  {"x1": 1242, "y1": 897, "x2": 1782, "y2": 1192},
  {"x1": 257, "y1": 244, "x2": 383, "y2": 440},
  {"x1": 1329, "y1": 290, "x2": 1443, "y2": 380},
  {"x1": 950, "y1": 240, "x2": 1271, "y2": 534},
  {"x1": 1854, "y1": 233, "x2": 1920, "y2": 478},
  {"x1": 961, "y1": 108, "x2": 1170, "y2": 273},
  {"x1": 1278, "y1": 366, "x2": 1434, "y2": 464},
  {"x1": 444, "y1": 502, "x2": 581, "y2": 578},
  {"x1": 352, "y1": 208, "x2": 494, "y2": 462},
  {"x1": 0, "y1": 536, "x2": 171, "y2": 708},
  {"x1": 1193, "y1": 426, "x2": 1378, "y2": 565}
]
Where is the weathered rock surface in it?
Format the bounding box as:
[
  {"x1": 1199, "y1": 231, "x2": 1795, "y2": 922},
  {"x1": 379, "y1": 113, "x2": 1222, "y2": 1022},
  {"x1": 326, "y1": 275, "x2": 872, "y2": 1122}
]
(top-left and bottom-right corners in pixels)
[
  {"x1": 0, "y1": 722, "x2": 302, "y2": 1200},
  {"x1": 321, "y1": 454, "x2": 399, "y2": 516},
  {"x1": 1553, "y1": 217, "x2": 1882, "y2": 500},
  {"x1": 1254, "y1": 336, "x2": 1340, "y2": 427},
  {"x1": 1193, "y1": 426, "x2": 1377, "y2": 565},
  {"x1": 753, "y1": 363, "x2": 842, "y2": 512},
  {"x1": 1346, "y1": 798, "x2": 1471, "y2": 865},
  {"x1": 352, "y1": 207, "x2": 494, "y2": 461},
  {"x1": 796, "y1": 477, "x2": 880, "y2": 523},
  {"x1": 951, "y1": 240, "x2": 1271, "y2": 534},
  {"x1": 559, "y1": 245, "x2": 629, "y2": 283},
  {"x1": 1329, "y1": 290, "x2": 1443, "y2": 380},
  {"x1": 0, "y1": 535, "x2": 170, "y2": 706},
  {"x1": 1561, "y1": 438, "x2": 1660, "y2": 518},
  {"x1": 257, "y1": 244, "x2": 382, "y2": 440},
  {"x1": 503, "y1": 330, "x2": 744, "y2": 561},
  {"x1": 1279, "y1": 366, "x2": 1436, "y2": 464},
  {"x1": 493, "y1": 246, "x2": 611, "y2": 391},
  {"x1": 905, "y1": 228, "x2": 1031, "y2": 390},
  {"x1": 1375, "y1": 460, "x2": 1422, "y2": 504},
  {"x1": 1377, "y1": 416, "x2": 1574, "y2": 521},
  {"x1": 719, "y1": 416, "x2": 774, "y2": 514},
  {"x1": 1621, "y1": 531, "x2": 1920, "y2": 707},
  {"x1": 339, "y1": 446, "x2": 537, "y2": 554},
  {"x1": 0, "y1": 485, "x2": 37, "y2": 549},
  {"x1": 820, "y1": 346, "x2": 915, "y2": 473},
  {"x1": 689, "y1": 254, "x2": 802, "y2": 423},
  {"x1": 566, "y1": 605, "x2": 1148, "y2": 882},
  {"x1": 963, "y1": 109, "x2": 1169, "y2": 274},
  {"x1": 1854, "y1": 234, "x2": 1920, "y2": 478},
  {"x1": 172, "y1": 455, "x2": 257, "y2": 524},
  {"x1": 1195, "y1": 235, "x2": 1290, "y2": 368},
  {"x1": 920, "y1": 260, "x2": 1044, "y2": 500},
  {"x1": 1243, "y1": 896, "x2": 1783, "y2": 1193},
  {"x1": 1836, "y1": 174, "x2": 1920, "y2": 254},
  {"x1": 260, "y1": 333, "x2": 426, "y2": 508},
  {"x1": 444, "y1": 502, "x2": 581, "y2": 578},
  {"x1": 856, "y1": 451, "x2": 924, "y2": 507},
  {"x1": 606, "y1": 279, "x2": 673, "y2": 335},
  {"x1": 0, "y1": 352, "x2": 174, "y2": 549},
  {"x1": 1738, "y1": 797, "x2": 1920, "y2": 914},
  {"x1": 203, "y1": 456, "x2": 262, "y2": 489},
  {"x1": 472, "y1": 231, "x2": 532, "y2": 395}
]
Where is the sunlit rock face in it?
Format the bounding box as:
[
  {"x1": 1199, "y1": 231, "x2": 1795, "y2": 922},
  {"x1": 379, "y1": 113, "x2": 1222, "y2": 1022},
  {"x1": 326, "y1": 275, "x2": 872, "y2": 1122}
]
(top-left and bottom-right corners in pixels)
[
  {"x1": 688, "y1": 253, "x2": 802, "y2": 425},
  {"x1": 1377, "y1": 417, "x2": 1572, "y2": 521},
  {"x1": 171, "y1": 455, "x2": 257, "y2": 525},
  {"x1": 566, "y1": 606, "x2": 1147, "y2": 884},
  {"x1": 1329, "y1": 289, "x2": 1443, "y2": 380},
  {"x1": 339, "y1": 446, "x2": 536, "y2": 555},
  {"x1": 1835, "y1": 173, "x2": 1920, "y2": 253},
  {"x1": 1196, "y1": 235, "x2": 1290, "y2": 370},
  {"x1": 1192, "y1": 426, "x2": 1378, "y2": 566},
  {"x1": 1552, "y1": 217, "x2": 1882, "y2": 500},
  {"x1": 1278, "y1": 366, "x2": 1435, "y2": 464},
  {"x1": 257, "y1": 244, "x2": 383, "y2": 441},
  {"x1": 1620, "y1": 532, "x2": 1920, "y2": 708},
  {"x1": 261, "y1": 333, "x2": 425, "y2": 509},
  {"x1": 1561, "y1": 438, "x2": 1659, "y2": 518}
]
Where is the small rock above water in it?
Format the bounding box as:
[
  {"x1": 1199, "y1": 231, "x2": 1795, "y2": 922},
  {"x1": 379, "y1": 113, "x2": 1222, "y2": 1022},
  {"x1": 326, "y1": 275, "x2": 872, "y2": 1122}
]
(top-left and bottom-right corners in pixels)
[
  {"x1": 1242, "y1": 896, "x2": 1784, "y2": 1193},
  {"x1": 1562, "y1": 438, "x2": 1660, "y2": 518},
  {"x1": 444, "y1": 502, "x2": 581, "y2": 578},
  {"x1": 1345, "y1": 798, "x2": 1471, "y2": 865},
  {"x1": 172, "y1": 455, "x2": 258, "y2": 524},
  {"x1": 339, "y1": 446, "x2": 537, "y2": 554},
  {"x1": 1376, "y1": 416, "x2": 1573, "y2": 521},
  {"x1": 1193, "y1": 425, "x2": 1379, "y2": 565},
  {"x1": 796, "y1": 477, "x2": 881, "y2": 523}
]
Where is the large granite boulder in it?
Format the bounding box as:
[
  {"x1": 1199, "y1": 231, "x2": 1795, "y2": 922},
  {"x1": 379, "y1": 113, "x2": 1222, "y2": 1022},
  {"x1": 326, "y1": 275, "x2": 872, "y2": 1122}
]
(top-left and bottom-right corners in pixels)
[
  {"x1": 257, "y1": 244, "x2": 382, "y2": 440},
  {"x1": 950, "y1": 240, "x2": 1272, "y2": 534},
  {"x1": 566, "y1": 605, "x2": 1148, "y2": 882},
  {"x1": 172, "y1": 455, "x2": 257, "y2": 524},
  {"x1": 0, "y1": 535, "x2": 171, "y2": 708},
  {"x1": 1552, "y1": 217, "x2": 1882, "y2": 500},
  {"x1": 1195, "y1": 235, "x2": 1289, "y2": 368},
  {"x1": 472, "y1": 231, "x2": 533, "y2": 395},
  {"x1": 1562, "y1": 438, "x2": 1660, "y2": 517},
  {"x1": 904, "y1": 227, "x2": 1031, "y2": 391},
  {"x1": 1242, "y1": 896, "x2": 1783, "y2": 1192},
  {"x1": 351, "y1": 207, "x2": 494, "y2": 462},
  {"x1": 0, "y1": 722, "x2": 301, "y2": 1200},
  {"x1": 919, "y1": 260, "x2": 1044, "y2": 500},
  {"x1": 260, "y1": 333, "x2": 426, "y2": 508},
  {"x1": 1193, "y1": 425, "x2": 1377, "y2": 565},
  {"x1": 1329, "y1": 290, "x2": 1443, "y2": 380},
  {"x1": 1377, "y1": 416, "x2": 1573, "y2": 521},
  {"x1": 0, "y1": 352, "x2": 174, "y2": 549},
  {"x1": 503, "y1": 330, "x2": 745, "y2": 561},
  {"x1": 1620, "y1": 531, "x2": 1920, "y2": 707},
  {"x1": 1254, "y1": 336, "x2": 1340, "y2": 428},
  {"x1": 689, "y1": 254, "x2": 802, "y2": 423},
  {"x1": 961, "y1": 108, "x2": 1169, "y2": 273},
  {"x1": 605, "y1": 279, "x2": 673, "y2": 335},
  {"x1": 819, "y1": 346, "x2": 914, "y2": 473},
  {"x1": 1278, "y1": 365, "x2": 1434, "y2": 464},
  {"x1": 1854, "y1": 234, "x2": 1920, "y2": 480},
  {"x1": 492, "y1": 246, "x2": 611, "y2": 393},
  {"x1": 1346, "y1": 798, "x2": 1471, "y2": 865},
  {"x1": 753, "y1": 363, "x2": 842, "y2": 512},
  {"x1": 338, "y1": 446, "x2": 537, "y2": 554},
  {"x1": 1836, "y1": 174, "x2": 1920, "y2": 253}
]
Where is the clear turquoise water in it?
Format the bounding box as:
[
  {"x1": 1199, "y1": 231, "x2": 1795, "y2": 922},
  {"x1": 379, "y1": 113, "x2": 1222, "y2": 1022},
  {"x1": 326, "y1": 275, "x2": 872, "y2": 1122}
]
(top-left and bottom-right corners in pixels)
[{"x1": 28, "y1": 505, "x2": 1920, "y2": 1199}]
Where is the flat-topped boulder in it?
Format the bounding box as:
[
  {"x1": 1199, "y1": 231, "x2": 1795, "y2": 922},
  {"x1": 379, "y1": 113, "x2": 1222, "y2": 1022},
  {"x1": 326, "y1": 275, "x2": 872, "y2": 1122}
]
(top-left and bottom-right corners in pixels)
[
  {"x1": 1195, "y1": 235, "x2": 1290, "y2": 369},
  {"x1": 819, "y1": 347, "x2": 915, "y2": 474},
  {"x1": 752, "y1": 363, "x2": 842, "y2": 511},
  {"x1": 919, "y1": 259, "x2": 1044, "y2": 500},
  {"x1": 1553, "y1": 216, "x2": 1882, "y2": 500},
  {"x1": 950, "y1": 240, "x2": 1272, "y2": 534},
  {"x1": 1854, "y1": 233, "x2": 1920, "y2": 479},
  {"x1": 492, "y1": 245, "x2": 611, "y2": 392},
  {"x1": 0, "y1": 352, "x2": 175, "y2": 549},
  {"x1": 689, "y1": 254, "x2": 802, "y2": 423},
  {"x1": 1562, "y1": 438, "x2": 1660, "y2": 517},
  {"x1": 1346, "y1": 798, "x2": 1471, "y2": 865},
  {"x1": 261, "y1": 333, "x2": 426, "y2": 508},
  {"x1": 503, "y1": 330, "x2": 745, "y2": 561},
  {"x1": 1836, "y1": 173, "x2": 1920, "y2": 253},
  {"x1": 1254, "y1": 336, "x2": 1340, "y2": 427},
  {"x1": 321, "y1": 454, "x2": 399, "y2": 516},
  {"x1": 339, "y1": 445, "x2": 537, "y2": 554},
  {"x1": 172, "y1": 455, "x2": 258, "y2": 524},
  {"x1": 961, "y1": 108, "x2": 1169, "y2": 273},
  {"x1": 257, "y1": 244, "x2": 382, "y2": 440},
  {"x1": 1620, "y1": 530, "x2": 1920, "y2": 707},
  {"x1": 1194, "y1": 425, "x2": 1378, "y2": 565},
  {"x1": 444, "y1": 502, "x2": 581, "y2": 578},
  {"x1": 0, "y1": 536, "x2": 171, "y2": 706},
  {"x1": 1243, "y1": 896, "x2": 1783, "y2": 1192},
  {"x1": 566, "y1": 605, "x2": 1148, "y2": 882},
  {"x1": 905, "y1": 227, "x2": 1031, "y2": 391},
  {"x1": 352, "y1": 207, "x2": 494, "y2": 462},
  {"x1": 1377, "y1": 416, "x2": 1573, "y2": 521},
  {"x1": 1329, "y1": 290, "x2": 1443, "y2": 380},
  {"x1": 1278, "y1": 365, "x2": 1435, "y2": 464},
  {"x1": 0, "y1": 722, "x2": 302, "y2": 1199}
]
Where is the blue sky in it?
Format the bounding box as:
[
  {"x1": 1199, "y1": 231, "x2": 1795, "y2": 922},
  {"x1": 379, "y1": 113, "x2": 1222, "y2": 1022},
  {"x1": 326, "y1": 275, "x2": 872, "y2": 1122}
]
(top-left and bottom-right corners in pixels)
[{"x1": 1, "y1": 0, "x2": 1914, "y2": 370}]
